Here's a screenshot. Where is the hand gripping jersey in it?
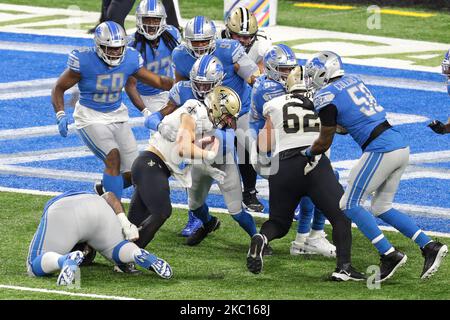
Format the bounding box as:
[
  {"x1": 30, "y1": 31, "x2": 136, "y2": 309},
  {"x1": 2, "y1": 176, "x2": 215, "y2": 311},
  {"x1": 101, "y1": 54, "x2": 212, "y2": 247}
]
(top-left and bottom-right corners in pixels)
[
  {"x1": 313, "y1": 75, "x2": 407, "y2": 153},
  {"x1": 172, "y1": 39, "x2": 253, "y2": 115},
  {"x1": 250, "y1": 75, "x2": 286, "y2": 134},
  {"x1": 218, "y1": 29, "x2": 272, "y2": 65},
  {"x1": 133, "y1": 25, "x2": 181, "y2": 96},
  {"x1": 263, "y1": 93, "x2": 320, "y2": 156},
  {"x1": 68, "y1": 47, "x2": 143, "y2": 112},
  {"x1": 148, "y1": 99, "x2": 214, "y2": 187}
]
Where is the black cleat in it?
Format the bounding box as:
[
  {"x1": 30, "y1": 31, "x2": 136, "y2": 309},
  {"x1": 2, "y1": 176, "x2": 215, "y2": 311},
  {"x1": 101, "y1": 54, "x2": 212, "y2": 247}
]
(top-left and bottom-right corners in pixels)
[
  {"x1": 378, "y1": 250, "x2": 407, "y2": 282},
  {"x1": 247, "y1": 234, "x2": 266, "y2": 274},
  {"x1": 242, "y1": 190, "x2": 264, "y2": 213},
  {"x1": 94, "y1": 181, "x2": 105, "y2": 196},
  {"x1": 421, "y1": 241, "x2": 448, "y2": 280},
  {"x1": 331, "y1": 263, "x2": 366, "y2": 282},
  {"x1": 186, "y1": 216, "x2": 220, "y2": 246},
  {"x1": 263, "y1": 243, "x2": 273, "y2": 256},
  {"x1": 113, "y1": 263, "x2": 142, "y2": 275}
]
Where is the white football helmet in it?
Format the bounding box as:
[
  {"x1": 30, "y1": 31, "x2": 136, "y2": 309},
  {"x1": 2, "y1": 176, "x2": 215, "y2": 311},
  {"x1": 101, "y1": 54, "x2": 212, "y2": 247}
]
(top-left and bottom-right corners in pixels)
[
  {"x1": 190, "y1": 54, "x2": 225, "y2": 100},
  {"x1": 304, "y1": 51, "x2": 344, "y2": 91},
  {"x1": 263, "y1": 44, "x2": 298, "y2": 86},
  {"x1": 184, "y1": 16, "x2": 217, "y2": 58},
  {"x1": 136, "y1": 0, "x2": 167, "y2": 41},
  {"x1": 94, "y1": 21, "x2": 127, "y2": 66}
]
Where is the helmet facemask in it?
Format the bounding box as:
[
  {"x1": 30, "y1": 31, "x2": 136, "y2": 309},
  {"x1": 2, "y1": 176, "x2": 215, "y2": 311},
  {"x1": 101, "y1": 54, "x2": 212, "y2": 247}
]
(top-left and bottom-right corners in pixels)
[
  {"x1": 227, "y1": 30, "x2": 256, "y2": 50},
  {"x1": 97, "y1": 44, "x2": 126, "y2": 67},
  {"x1": 205, "y1": 86, "x2": 241, "y2": 130},
  {"x1": 187, "y1": 38, "x2": 216, "y2": 58},
  {"x1": 137, "y1": 16, "x2": 166, "y2": 40}
]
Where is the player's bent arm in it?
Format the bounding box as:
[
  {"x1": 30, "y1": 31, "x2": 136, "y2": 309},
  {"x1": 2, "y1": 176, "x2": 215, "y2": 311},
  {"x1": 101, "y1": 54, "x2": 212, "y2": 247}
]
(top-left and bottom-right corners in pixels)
[
  {"x1": 101, "y1": 192, "x2": 126, "y2": 214},
  {"x1": 51, "y1": 69, "x2": 81, "y2": 113},
  {"x1": 133, "y1": 67, "x2": 174, "y2": 91},
  {"x1": 176, "y1": 114, "x2": 218, "y2": 160},
  {"x1": 309, "y1": 104, "x2": 338, "y2": 155},
  {"x1": 144, "y1": 99, "x2": 178, "y2": 131},
  {"x1": 175, "y1": 70, "x2": 188, "y2": 83},
  {"x1": 257, "y1": 117, "x2": 274, "y2": 153},
  {"x1": 125, "y1": 76, "x2": 147, "y2": 115},
  {"x1": 102, "y1": 192, "x2": 139, "y2": 241}
]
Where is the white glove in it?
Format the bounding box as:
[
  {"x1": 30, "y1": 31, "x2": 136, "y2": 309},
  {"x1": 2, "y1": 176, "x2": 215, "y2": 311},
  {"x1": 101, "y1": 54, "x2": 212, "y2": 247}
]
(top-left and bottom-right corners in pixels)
[
  {"x1": 203, "y1": 164, "x2": 227, "y2": 184},
  {"x1": 158, "y1": 122, "x2": 178, "y2": 142},
  {"x1": 304, "y1": 154, "x2": 322, "y2": 175},
  {"x1": 117, "y1": 212, "x2": 139, "y2": 241}
]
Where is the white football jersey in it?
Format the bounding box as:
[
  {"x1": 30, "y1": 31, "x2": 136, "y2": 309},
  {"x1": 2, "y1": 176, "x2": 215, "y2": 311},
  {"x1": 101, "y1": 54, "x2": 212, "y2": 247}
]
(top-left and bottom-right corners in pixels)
[
  {"x1": 263, "y1": 94, "x2": 321, "y2": 156},
  {"x1": 148, "y1": 99, "x2": 213, "y2": 187},
  {"x1": 218, "y1": 29, "x2": 272, "y2": 64}
]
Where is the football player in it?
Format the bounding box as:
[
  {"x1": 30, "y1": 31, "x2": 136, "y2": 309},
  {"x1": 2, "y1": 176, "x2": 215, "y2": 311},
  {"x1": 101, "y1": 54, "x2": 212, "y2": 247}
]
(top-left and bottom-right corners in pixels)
[
  {"x1": 246, "y1": 66, "x2": 364, "y2": 281},
  {"x1": 171, "y1": 16, "x2": 265, "y2": 214},
  {"x1": 127, "y1": 86, "x2": 238, "y2": 249},
  {"x1": 218, "y1": 6, "x2": 272, "y2": 73},
  {"x1": 428, "y1": 50, "x2": 450, "y2": 134},
  {"x1": 145, "y1": 56, "x2": 259, "y2": 243},
  {"x1": 52, "y1": 21, "x2": 173, "y2": 202},
  {"x1": 250, "y1": 44, "x2": 335, "y2": 257},
  {"x1": 303, "y1": 51, "x2": 448, "y2": 282},
  {"x1": 27, "y1": 191, "x2": 173, "y2": 286}
]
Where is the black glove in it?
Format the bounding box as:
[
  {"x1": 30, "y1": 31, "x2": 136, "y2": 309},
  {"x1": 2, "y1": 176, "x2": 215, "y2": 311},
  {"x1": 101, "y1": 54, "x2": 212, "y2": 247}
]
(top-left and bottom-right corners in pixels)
[{"x1": 428, "y1": 120, "x2": 446, "y2": 134}]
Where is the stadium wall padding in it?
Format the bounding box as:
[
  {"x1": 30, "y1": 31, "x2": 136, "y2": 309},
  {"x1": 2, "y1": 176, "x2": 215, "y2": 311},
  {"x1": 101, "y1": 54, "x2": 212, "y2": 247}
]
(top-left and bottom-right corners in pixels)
[{"x1": 293, "y1": 0, "x2": 450, "y2": 11}]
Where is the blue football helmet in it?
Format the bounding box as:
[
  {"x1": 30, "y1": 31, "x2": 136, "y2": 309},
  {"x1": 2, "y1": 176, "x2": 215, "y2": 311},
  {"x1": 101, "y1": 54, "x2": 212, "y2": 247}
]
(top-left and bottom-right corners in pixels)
[
  {"x1": 263, "y1": 44, "x2": 298, "y2": 86},
  {"x1": 304, "y1": 51, "x2": 344, "y2": 91},
  {"x1": 94, "y1": 21, "x2": 127, "y2": 66},
  {"x1": 190, "y1": 54, "x2": 225, "y2": 100},
  {"x1": 184, "y1": 16, "x2": 217, "y2": 58},
  {"x1": 442, "y1": 49, "x2": 450, "y2": 77}
]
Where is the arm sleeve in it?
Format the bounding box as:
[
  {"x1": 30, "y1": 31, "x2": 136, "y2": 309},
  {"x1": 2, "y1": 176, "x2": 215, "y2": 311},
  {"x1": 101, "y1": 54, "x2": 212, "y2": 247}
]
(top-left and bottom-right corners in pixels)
[{"x1": 318, "y1": 104, "x2": 338, "y2": 127}]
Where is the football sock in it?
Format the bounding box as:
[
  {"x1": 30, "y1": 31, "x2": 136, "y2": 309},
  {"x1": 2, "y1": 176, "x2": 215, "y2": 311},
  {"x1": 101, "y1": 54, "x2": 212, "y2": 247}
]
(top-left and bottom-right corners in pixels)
[
  {"x1": 297, "y1": 197, "x2": 314, "y2": 234},
  {"x1": 103, "y1": 172, "x2": 123, "y2": 200},
  {"x1": 312, "y1": 207, "x2": 326, "y2": 231},
  {"x1": 191, "y1": 204, "x2": 211, "y2": 224},
  {"x1": 232, "y1": 210, "x2": 257, "y2": 237},
  {"x1": 379, "y1": 208, "x2": 431, "y2": 248},
  {"x1": 31, "y1": 252, "x2": 62, "y2": 276},
  {"x1": 295, "y1": 232, "x2": 309, "y2": 243},
  {"x1": 344, "y1": 206, "x2": 393, "y2": 255}
]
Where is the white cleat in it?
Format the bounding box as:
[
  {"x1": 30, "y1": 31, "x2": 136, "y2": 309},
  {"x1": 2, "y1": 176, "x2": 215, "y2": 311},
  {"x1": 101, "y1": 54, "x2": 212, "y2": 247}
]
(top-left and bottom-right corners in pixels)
[
  {"x1": 290, "y1": 241, "x2": 314, "y2": 256},
  {"x1": 303, "y1": 232, "x2": 336, "y2": 258},
  {"x1": 57, "y1": 264, "x2": 78, "y2": 286}
]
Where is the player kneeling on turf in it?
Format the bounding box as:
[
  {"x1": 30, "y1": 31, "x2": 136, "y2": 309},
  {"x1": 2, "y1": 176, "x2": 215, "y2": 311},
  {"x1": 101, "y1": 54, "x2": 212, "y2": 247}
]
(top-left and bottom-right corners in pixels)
[{"x1": 27, "y1": 191, "x2": 173, "y2": 286}]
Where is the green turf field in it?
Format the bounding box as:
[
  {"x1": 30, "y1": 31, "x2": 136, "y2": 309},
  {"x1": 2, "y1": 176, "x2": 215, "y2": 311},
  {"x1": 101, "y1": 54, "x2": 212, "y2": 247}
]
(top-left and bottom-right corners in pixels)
[
  {"x1": 1, "y1": 0, "x2": 449, "y2": 43},
  {"x1": 0, "y1": 192, "x2": 449, "y2": 300}
]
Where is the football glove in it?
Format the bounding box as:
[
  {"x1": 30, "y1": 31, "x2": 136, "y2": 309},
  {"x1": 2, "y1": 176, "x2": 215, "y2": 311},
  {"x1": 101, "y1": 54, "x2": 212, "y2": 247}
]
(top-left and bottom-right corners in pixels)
[
  {"x1": 428, "y1": 120, "x2": 446, "y2": 134},
  {"x1": 117, "y1": 212, "x2": 139, "y2": 241},
  {"x1": 158, "y1": 122, "x2": 178, "y2": 142},
  {"x1": 56, "y1": 111, "x2": 69, "y2": 137}
]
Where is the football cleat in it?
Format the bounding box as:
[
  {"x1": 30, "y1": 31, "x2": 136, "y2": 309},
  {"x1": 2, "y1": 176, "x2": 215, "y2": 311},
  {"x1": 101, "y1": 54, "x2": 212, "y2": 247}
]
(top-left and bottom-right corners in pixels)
[
  {"x1": 67, "y1": 250, "x2": 85, "y2": 266},
  {"x1": 57, "y1": 264, "x2": 78, "y2": 286},
  {"x1": 186, "y1": 216, "x2": 220, "y2": 246},
  {"x1": 290, "y1": 240, "x2": 314, "y2": 256},
  {"x1": 303, "y1": 232, "x2": 336, "y2": 258},
  {"x1": 93, "y1": 181, "x2": 105, "y2": 196},
  {"x1": 242, "y1": 190, "x2": 264, "y2": 213},
  {"x1": 378, "y1": 250, "x2": 407, "y2": 282},
  {"x1": 149, "y1": 257, "x2": 173, "y2": 279},
  {"x1": 113, "y1": 263, "x2": 142, "y2": 275},
  {"x1": 247, "y1": 233, "x2": 266, "y2": 274},
  {"x1": 420, "y1": 241, "x2": 448, "y2": 280},
  {"x1": 263, "y1": 243, "x2": 274, "y2": 256},
  {"x1": 180, "y1": 211, "x2": 203, "y2": 237},
  {"x1": 331, "y1": 264, "x2": 366, "y2": 282}
]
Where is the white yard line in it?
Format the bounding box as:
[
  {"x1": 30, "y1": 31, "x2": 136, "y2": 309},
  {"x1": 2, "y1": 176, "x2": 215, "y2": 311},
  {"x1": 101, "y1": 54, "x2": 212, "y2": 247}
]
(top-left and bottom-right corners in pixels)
[{"x1": 0, "y1": 285, "x2": 142, "y2": 300}]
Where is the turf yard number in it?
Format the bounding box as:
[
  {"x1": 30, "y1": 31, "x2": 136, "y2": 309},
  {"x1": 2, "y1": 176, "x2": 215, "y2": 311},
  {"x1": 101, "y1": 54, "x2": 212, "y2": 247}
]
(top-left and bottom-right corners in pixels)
[{"x1": 282, "y1": 102, "x2": 320, "y2": 134}]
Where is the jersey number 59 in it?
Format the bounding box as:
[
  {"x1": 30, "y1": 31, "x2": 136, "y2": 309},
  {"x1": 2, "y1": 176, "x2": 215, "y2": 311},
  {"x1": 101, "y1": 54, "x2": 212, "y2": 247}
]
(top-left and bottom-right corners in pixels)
[
  {"x1": 93, "y1": 73, "x2": 124, "y2": 103},
  {"x1": 282, "y1": 102, "x2": 320, "y2": 134}
]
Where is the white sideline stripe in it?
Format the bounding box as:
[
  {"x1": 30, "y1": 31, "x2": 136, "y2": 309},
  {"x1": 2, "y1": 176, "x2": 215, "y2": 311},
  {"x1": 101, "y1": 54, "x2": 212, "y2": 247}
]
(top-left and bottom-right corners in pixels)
[
  {"x1": 1, "y1": 186, "x2": 449, "y2": 238},
  {"x1": 356, "y1": 74, "x2": 447, "y2": 93},
  {"x1": 0, "y1": 78, "x2": 58, "y2": 90},
  {"x1": 0, "y1": 285, "x2": 142, "y2": 300},
  {"x1": 0, "y1": 41, "x2": 87, "y2": 54}
]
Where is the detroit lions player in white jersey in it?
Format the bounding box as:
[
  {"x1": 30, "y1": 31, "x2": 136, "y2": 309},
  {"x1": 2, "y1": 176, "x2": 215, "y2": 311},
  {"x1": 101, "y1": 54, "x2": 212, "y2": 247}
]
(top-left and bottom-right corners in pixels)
[
  {"x1": 303, "y1": 51, "x2": 448, "y2": 282},
  {"x1": 126, "y1": 0, "x2": 181, "y2": 114},
  {"x1": 428, "y1": 49, "x2": 450, "y2": 134},
  {"x1": 219, "y1": 6, "x2": 272, "y2": 73},
  {"x1": 127, "y1": 87, "x2": 237, "y2": 250},
  {"x1": 27, "y1": 191, "x2": 172, "y2": 286},
  {"x1": 171, "y1": 16, "x2": 265, "y2": 213},
  {"x1": 52, "y1": 21, "x2": 173, "y2": 203}
]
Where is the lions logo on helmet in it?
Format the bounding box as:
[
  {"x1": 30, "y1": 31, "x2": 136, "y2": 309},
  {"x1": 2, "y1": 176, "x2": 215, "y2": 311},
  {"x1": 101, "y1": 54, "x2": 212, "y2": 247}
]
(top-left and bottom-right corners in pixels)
[
  {"x1": 263, "y1": 44, "x2": 298, "y2": 86},
  {"x1": 225, "y1": 7, "x2": 258, "y2": 50},
  {"x1": 136, "y1": 0, "x2": 167, "y2": 41},
  {"x1": 205, "y1": 86, "x2": 241, "y2": 129},
  {"x1": 190, "y1": 54, "x2": 225, "y2": 100},
  {"x1": 304, "y1": 51, "x2": 344, "y2": 91},
  {"x1": 184, "y1": 16, "x2": 217, "y2": 58},
  {"x1": 94, "y1": 21, "x2": 127, "y2": 66}
]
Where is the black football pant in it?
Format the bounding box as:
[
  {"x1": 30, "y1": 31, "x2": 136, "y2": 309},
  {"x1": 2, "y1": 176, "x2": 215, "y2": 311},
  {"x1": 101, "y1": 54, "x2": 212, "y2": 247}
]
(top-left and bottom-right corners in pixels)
[
  {"x1": 128, "y1": 151, "x2": 172, "y2": 249},
  {"x1": 260, "y1": 148, "x2": 352, "y2": 268},
  {"x1": 100, "y1": 0, "x2": 135, "y2": 28}
]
